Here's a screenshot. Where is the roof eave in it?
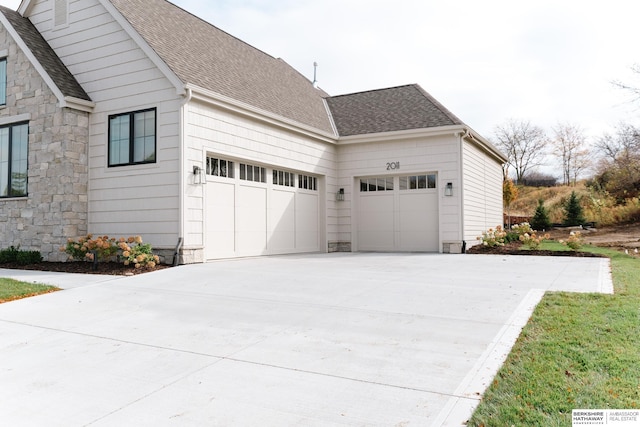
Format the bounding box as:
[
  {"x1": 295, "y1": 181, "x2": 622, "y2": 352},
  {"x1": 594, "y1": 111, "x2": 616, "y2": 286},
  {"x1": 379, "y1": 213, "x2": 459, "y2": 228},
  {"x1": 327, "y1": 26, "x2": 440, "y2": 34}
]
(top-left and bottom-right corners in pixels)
[
  {"x1": 187, "y1": 84, "x2": 338, "y2": 144},
  {"x1": 17, "y1": 1, "x2": 31, "y2": 16},
  {"x1": 0, "y1": 10, "x2": 93, "y2": 112},
  {"x1": 461, "y1": 127, "x2": 508, "y2": 164},
  {"x1": 337, "y1": 124, "x2": 469, "y2": 145},
  {"x1": 62, "y1": 96, "x2": 96, "y2": 112}
]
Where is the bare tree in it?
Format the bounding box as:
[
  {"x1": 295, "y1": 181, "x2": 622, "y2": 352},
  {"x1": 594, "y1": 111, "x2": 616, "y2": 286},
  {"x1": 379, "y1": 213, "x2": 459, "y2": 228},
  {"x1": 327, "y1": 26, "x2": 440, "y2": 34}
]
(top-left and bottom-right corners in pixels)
[
  {"x1": 493, "y1": 119, "x2": 547, "y2": 183},
  {"x1": 550, "y1": 122, "x2": 591, "y2": 186},
  {"x1": 592, "y1": 122, "x2": 640, "y2": 202},
  {"x1": 612, "y1": 63, "x2": 640, "y2": 104},
  {"x1": 595, "y1": 122, "x2": 640, "y2": 164}
]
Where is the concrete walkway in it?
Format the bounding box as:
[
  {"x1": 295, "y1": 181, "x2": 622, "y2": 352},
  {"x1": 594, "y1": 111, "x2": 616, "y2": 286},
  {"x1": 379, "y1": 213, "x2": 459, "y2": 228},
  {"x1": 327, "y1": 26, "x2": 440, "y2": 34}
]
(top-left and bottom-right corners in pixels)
[{"x1": 0, "y1": 253, "x2": 612, "y2": 426}]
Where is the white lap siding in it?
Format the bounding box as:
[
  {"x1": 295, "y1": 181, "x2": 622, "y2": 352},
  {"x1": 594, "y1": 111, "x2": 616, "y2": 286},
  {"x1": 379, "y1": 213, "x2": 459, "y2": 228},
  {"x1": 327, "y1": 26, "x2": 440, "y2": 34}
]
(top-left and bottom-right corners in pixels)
[{"x1": 462, "y1": 139, "x2": 504, "y2": 247}]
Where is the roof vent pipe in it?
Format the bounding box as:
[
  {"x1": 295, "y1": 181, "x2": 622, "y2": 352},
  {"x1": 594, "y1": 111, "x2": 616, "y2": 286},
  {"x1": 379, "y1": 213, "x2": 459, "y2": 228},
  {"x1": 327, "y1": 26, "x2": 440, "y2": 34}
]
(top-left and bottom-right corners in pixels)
[{"x1": 312, "y1": 61, "x2": 318, "y2": 88}]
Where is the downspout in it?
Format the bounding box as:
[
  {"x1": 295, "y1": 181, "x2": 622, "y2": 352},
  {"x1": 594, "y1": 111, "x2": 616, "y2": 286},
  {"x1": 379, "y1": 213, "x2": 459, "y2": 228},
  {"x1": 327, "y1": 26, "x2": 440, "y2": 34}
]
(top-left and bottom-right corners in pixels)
[
  {"x1": 458, "y1": 130, "x2": 468, "y2": 251},
  {"x1": 175, "y1": 87, "x2": 192, "y2": 265}
]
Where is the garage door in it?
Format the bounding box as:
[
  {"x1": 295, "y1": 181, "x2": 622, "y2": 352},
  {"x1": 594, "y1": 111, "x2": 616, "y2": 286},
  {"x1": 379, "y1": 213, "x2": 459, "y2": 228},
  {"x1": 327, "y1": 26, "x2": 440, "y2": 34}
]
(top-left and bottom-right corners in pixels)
[
  {"x1": 205, "y1": 156, "x2": 320, "y2": 259},
  {"x1": 358, "y1": 174, "x2": 439, "y2": 252}
]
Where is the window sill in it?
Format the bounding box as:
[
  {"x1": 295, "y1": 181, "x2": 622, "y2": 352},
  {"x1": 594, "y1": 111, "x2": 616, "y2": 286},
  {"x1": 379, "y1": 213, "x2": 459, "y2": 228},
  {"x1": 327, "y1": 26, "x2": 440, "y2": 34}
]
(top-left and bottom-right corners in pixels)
[{"x1": 0, "y1": 196, "x2": 28, "y2": 202}]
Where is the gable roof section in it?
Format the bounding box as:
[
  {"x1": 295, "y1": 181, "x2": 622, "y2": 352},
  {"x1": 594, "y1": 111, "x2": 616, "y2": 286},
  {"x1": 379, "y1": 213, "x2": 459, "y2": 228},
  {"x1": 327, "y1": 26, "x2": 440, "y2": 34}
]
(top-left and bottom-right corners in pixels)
[
  {"x1": 0, "y1": 6, "x2": 92, "y2": 109},
  {"x1": 108, "y1": 0, "x2": 334, "y2": 135},
  {"x1": 326, "y1": 84, "x2": 464, "y2": 137}
]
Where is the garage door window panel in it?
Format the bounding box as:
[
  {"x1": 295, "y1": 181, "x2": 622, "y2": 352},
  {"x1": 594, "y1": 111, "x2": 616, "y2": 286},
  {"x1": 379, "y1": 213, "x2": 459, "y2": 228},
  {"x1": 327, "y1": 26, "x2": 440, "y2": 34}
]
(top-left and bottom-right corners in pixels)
[
  {"x1": 274, "y1": 169, "x2": 295, "y2": 187},
  {"x1": 299, "y1": 174, "x2": 317, "y2": 191},
  {"x1": 360, "y1": 177, "x2": 393, "y2": 192},
  {"x1": 240, "y1": 163, "x2": 266, "y2": 183},
  {"x1": 206, "y1": 157, "x2": 234, "y2": 178},
  {"x1": 400, "y1": 174, "x2": 436, "y2": 191}
]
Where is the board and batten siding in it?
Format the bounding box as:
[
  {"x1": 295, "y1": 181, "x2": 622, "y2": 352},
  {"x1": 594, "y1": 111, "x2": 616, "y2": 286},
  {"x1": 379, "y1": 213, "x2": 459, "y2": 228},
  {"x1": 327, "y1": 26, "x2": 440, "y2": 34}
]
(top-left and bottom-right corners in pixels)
[
  {"x1": 184, "y1": 99, "x2": 337, "y2": 253},
  {"x1": 336, "y1": 133, "x2": 463, "y2": 251},
  {"x1": 27, "y1": 0, "x2": 183, "y2": 249},
  {"x1": 462, "y1": 139, "x2": 504, "y2": 247}
]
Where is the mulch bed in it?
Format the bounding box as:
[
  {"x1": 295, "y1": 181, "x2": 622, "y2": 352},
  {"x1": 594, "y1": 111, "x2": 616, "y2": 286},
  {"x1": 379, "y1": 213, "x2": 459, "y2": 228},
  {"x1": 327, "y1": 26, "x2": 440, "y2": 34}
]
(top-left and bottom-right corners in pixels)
[
  {"x1": 466, "y1": 241, "x2": 606, "y2": 258},
  {"x1": 0, "y1": 261, "x2": 171, "y2": 276}
]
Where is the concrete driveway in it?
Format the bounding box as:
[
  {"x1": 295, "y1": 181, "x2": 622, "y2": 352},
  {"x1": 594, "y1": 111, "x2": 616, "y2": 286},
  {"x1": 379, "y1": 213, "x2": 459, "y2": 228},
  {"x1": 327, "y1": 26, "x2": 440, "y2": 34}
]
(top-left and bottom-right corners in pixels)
[{"x1": 0, "y1": 253, "x2": 612, "y2": 426}]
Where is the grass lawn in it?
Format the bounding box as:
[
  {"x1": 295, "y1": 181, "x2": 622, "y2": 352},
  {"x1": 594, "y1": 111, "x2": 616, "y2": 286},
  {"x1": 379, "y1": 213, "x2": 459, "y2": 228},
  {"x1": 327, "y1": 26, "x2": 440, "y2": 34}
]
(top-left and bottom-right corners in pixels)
[
  {"x1": 0, "y1": 277, "x2": 60, "y2": 303},
  {"x1": 468, "y1": 243, "x2": 640, "y2": 426}
]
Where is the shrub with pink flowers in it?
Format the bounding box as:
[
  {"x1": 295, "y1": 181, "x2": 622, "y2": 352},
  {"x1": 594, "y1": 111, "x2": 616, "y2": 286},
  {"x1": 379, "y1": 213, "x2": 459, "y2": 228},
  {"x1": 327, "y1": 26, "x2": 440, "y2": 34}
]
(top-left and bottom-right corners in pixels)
[
  {"x1": 118, "y1": 236, "x2": 159, "y2": 269},
  {"x1": 61, "y1": 234, "x2": 159, "y2": 268},
  {"x1": 477, "y1": 226, "x2": 508, "y2": 247}
]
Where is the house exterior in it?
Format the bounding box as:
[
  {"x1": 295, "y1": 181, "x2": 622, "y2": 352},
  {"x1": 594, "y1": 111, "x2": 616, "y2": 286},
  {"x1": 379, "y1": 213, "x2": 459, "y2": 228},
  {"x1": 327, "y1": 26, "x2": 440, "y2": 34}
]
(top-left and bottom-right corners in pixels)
[{"x1": 0, "y1": 0, "x2": 506, "y2": 264}]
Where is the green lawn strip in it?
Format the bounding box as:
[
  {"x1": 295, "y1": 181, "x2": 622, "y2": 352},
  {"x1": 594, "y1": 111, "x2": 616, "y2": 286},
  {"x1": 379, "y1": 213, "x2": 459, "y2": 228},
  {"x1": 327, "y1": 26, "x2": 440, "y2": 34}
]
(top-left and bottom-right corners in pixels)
[
  {"x1": 468, "y1": 244, "x2": 640, "y2": 426},
  {"x1": 0, "y1": 277, "x2": 60, "y2": 303}
]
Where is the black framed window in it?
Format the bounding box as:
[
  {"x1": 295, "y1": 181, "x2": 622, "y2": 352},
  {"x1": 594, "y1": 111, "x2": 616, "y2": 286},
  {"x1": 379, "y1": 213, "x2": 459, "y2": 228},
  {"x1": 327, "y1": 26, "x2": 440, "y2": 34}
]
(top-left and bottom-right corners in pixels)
[
  {"x1": 0, "y1": 122, "x2": 29, "y2": 198},
  {"x1": 0, "y1": 58, "x2": 7, "y2": 106},
  {"x1": 108, "y1": 108, "x2": 156, "y2": 166}
]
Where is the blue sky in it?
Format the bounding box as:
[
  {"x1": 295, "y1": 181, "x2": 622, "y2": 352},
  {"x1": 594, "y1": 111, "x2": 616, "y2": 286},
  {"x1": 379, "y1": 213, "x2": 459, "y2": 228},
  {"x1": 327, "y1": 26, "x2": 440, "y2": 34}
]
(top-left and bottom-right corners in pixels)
[{"x1": 2, "y1": 0, "x2": 640, "y2": 169}]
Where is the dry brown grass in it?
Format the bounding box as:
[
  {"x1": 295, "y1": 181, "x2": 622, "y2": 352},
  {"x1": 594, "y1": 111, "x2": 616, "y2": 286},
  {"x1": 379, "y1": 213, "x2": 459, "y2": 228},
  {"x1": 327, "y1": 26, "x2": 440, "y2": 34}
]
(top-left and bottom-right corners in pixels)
[{"x1": 509, "y1": 183, "x2": 640, "y2": 226}]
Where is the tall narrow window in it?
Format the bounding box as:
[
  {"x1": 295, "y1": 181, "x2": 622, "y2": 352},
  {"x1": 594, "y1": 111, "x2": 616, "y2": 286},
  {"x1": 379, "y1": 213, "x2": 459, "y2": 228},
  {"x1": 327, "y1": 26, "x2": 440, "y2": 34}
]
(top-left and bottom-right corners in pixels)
[
  {"x1": 0, "y1": 122, "x2": 29, "y2": 198},
  {"x1": 0, "y1": 58, "x2": 6, "y2": 106},
  {"x1": 108, "y1": 108, "x2": 156, "y2": 166}
]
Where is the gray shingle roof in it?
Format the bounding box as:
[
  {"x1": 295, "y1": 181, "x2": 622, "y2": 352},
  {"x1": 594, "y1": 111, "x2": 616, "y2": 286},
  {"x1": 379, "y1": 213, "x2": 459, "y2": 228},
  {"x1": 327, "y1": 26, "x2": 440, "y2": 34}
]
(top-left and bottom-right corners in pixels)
[
  {"x1": 110, "y1": 0, "x2": 334, "y2": 135},
  {"x1": 0, "y1": 6, "x2": 90, "y2": 102},
  {"x1": 326, "y1": 84, "x2": 464, "y2": 137}
]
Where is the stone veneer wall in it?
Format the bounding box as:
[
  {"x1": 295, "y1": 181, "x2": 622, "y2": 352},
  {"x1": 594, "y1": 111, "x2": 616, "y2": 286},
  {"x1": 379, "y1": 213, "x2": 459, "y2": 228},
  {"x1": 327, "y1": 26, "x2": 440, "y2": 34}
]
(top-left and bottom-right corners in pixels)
[{"x1": 0, "y1": 27, "x2": 89, "y2": 261}]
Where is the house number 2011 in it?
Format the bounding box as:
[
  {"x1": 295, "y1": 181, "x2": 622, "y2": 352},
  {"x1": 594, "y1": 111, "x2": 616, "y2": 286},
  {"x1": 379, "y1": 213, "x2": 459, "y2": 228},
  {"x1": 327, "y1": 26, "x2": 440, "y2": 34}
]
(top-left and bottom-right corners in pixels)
[{"x1": 386, "y1": 161, "x2": 400, "y2": 170}]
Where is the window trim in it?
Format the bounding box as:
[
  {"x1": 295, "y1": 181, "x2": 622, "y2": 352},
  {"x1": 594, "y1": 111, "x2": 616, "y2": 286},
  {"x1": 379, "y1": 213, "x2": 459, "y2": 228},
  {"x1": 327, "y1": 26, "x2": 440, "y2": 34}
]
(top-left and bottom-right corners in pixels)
[
  {"x1": 0, "y1": 57, "x2": 7, "y2": 107},
  {"x1": 108, "y1": 108, "x2": 157, "y2": 167},
  {"x1": 0, "y1": 121, "x2": 29, "y2": 199}
]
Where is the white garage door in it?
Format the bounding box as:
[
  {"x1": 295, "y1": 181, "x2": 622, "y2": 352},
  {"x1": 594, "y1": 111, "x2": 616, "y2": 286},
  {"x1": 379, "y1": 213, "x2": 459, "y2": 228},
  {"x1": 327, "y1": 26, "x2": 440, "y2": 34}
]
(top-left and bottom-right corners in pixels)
[
  {"x1": 358, "y1": 174, "x2": 439, "y2": 252},
  {"x1": 205, "y1": 157, "x2": 320, "y2": 259}
]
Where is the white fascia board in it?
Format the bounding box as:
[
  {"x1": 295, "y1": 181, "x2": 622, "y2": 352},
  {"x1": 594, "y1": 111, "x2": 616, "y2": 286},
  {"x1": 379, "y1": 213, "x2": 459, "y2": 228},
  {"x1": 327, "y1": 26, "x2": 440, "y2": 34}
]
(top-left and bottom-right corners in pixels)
[
  {"x1": 98, "y1": 0, "x2": 186, "y2": 97},
  {"x1": 0, "y1": 12, "x2": 69, "y2": 108},
  {"x1": 187, "y1": 83, "x2": 338, "y2": 144},
  {"x1": 17, "y1": 0, "x2": 32, "y2": 16},
  {"x1": 337, "y1": 125, "x2": 468, "y2": 145}
]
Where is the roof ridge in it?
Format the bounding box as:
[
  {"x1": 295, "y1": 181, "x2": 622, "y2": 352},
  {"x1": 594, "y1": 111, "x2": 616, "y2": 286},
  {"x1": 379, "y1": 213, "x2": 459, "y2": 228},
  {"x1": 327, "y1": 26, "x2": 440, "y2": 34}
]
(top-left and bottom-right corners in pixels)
[
  {"x1": 327, "y1": 84, "x2": 416, "y2": 99},
  {"x1": 410, "y1": 84, "x2": 464, "y2": 126}
]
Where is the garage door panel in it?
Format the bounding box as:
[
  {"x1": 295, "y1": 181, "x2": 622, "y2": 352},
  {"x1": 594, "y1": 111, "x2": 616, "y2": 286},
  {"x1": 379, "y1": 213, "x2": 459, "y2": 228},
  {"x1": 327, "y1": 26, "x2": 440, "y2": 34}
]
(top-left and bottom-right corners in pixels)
[
  {"x1": 237, "y1": 185, "x2": 267, "y2": 256},
  {"x1": 269, "y1": 190, "x2": 296, "y2": 252},
  {"x1": 205, "y1": 182, "x2": 235, "y2": 258},
  {"x1": 295, "y1": 192, "x2": 319, "y2": 250},
  {"x1": 358, "y1": 193, "x2": 395, "y2": 250}
]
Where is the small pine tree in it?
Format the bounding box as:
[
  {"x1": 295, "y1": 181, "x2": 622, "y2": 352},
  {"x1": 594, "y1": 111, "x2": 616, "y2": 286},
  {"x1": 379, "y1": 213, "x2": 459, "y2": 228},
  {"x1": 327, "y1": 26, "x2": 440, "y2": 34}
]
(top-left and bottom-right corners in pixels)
[
  {"x1": 563, "y1": 191, "x2": 586, "y2": 226},
  {"x1": 530, "y1": 199, "x2": 551, "y2": 231}
]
